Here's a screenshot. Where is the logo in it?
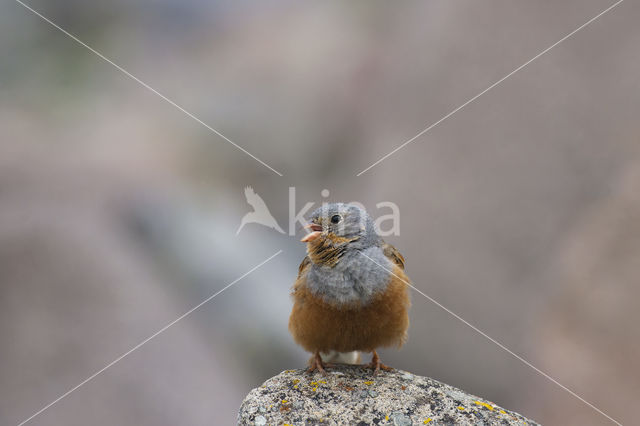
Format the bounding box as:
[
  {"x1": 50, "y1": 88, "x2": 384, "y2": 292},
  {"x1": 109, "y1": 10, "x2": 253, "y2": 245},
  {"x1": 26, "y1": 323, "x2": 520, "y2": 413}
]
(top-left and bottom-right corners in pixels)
[
  {"x1": 236, "y1": 186, "x2": 286, "y2": 235},
  {"x1": 237, "y1": 187, "x2": 400, "y2": 236}
]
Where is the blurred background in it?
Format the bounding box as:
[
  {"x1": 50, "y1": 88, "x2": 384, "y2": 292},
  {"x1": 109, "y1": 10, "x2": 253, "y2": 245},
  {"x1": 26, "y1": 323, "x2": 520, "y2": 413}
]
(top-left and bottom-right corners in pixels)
[{"x1": 1, "y1": 0, "x2": 638, "y2": 424}]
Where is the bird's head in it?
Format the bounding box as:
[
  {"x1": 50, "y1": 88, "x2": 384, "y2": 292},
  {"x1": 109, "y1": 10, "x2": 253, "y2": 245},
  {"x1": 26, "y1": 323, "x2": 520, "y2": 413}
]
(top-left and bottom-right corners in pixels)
[{"x1": 301, "y1": 203, "x2": 379, "y2": 256}]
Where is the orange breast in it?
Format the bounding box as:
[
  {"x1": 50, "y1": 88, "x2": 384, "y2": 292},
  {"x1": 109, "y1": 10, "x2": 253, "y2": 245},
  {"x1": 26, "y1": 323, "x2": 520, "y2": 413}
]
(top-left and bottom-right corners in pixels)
[{"x1": 288, "y1": 266, "x2": 410, "y2": 353}]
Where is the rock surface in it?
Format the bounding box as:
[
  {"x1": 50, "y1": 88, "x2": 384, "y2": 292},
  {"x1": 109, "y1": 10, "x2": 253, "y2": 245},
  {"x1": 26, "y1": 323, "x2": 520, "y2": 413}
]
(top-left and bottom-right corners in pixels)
[{"x1": 238, "y1": 366, "x2": 539, "y2": 425}]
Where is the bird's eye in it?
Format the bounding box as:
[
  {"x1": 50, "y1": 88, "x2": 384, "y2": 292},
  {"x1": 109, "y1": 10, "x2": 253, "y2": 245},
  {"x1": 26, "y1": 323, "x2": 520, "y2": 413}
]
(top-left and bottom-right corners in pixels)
[{"x1": 330, "y1": 214, "x2": 341, "y2": 224}]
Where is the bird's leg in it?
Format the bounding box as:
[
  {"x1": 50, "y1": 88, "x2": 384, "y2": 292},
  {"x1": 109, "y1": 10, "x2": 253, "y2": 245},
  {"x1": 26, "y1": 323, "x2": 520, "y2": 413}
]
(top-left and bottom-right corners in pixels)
[
  {"x1": 364, "y1": 350, "x2": 393, "y2": 375},
  {"x1": 307, "y1": 351, "x2": 334, "y2": 375}
]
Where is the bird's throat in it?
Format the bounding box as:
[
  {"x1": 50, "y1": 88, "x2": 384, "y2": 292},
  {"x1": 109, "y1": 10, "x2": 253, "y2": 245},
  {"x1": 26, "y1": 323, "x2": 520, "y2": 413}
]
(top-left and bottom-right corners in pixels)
[{"x1": 307, "y1": 234, "x2": 359, "y2": 267}]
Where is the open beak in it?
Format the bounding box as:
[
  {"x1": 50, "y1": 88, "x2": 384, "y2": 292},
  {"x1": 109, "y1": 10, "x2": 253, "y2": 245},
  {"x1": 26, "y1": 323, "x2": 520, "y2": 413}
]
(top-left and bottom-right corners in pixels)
[{"x1": 301, "y1": 223, "x2": 323, "y2": 242}]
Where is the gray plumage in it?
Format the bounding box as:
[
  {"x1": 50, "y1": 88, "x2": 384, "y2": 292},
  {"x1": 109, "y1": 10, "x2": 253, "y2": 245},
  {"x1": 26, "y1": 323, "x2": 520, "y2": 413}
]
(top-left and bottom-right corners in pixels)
[{"x1": 304, "y1": 203, "x2": 394, "y2": 306}]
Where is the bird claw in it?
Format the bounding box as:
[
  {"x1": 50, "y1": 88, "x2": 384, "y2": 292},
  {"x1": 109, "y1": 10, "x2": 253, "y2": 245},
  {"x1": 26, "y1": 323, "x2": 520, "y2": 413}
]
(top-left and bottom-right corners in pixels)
[
  {"x1": 307, "y1": 352, "x2": 334, "y2": 375},
  {"x1": 363, "y1": 350, "x2": 393, "y2": 375},
  {"x1": 364, "y1": 361, "x2": 393, "y2": 375}
]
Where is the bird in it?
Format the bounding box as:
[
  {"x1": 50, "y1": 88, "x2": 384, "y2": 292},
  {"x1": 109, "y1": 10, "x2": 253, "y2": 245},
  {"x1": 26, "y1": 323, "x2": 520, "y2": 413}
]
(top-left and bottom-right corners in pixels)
[
  {"x1": 236, "y1": 186, "x2": 285, "y2": 235},
  {"x1": 288, "y1": 203, "x2": 410, "y2": 375}
]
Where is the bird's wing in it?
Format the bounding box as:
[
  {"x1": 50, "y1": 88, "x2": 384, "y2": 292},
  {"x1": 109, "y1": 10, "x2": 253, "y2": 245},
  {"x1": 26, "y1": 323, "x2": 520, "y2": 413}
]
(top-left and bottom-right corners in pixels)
[
  {"x1": 244, "y1": 186, "x2": 270, "y2": 212},
  {"x1": 291, "y1": 256, "x2": 312, "y2": 297},
  {"x1": 382, "y1": 241, "x2": 405, "y2": 270},
  {"x1": 297, "y1": 255, "x2": 311, "y2": 279}
]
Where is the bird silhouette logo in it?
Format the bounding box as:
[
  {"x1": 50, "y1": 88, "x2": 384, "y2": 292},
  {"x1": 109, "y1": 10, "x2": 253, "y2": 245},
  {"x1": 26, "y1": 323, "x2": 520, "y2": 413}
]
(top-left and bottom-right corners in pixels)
[{"x1": 237, "y1": 186, "x2": 285, "y2": 235}]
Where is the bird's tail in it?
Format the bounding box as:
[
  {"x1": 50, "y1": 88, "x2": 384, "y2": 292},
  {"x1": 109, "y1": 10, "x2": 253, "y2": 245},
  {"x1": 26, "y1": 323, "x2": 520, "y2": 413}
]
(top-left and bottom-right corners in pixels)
[{"x1": 319, "y1": 350, "x2": 361, "y2": 365}]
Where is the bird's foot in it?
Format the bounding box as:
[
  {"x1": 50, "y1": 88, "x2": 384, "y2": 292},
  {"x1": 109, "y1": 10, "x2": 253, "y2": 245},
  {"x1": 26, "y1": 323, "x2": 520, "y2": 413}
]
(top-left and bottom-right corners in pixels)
[
  {"x1": 363, "y1": 350, "x2": 393, "y2": 375},
  {"x1": 364, "y1": 361, "x2": 393, "y2": 375},
  {"x1": 307, "y1": 352, "x2": 334, "y2": 375}
]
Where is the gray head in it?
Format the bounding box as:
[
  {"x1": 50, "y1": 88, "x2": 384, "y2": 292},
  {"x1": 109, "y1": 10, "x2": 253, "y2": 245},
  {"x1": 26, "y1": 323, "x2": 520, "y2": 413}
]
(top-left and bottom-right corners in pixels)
[
  {"x1": 301, "y1": 203, "x2": 394, "y2": 305},
  {"x1": 302, "y1": 203, "x2": 380, "y2": 249}
]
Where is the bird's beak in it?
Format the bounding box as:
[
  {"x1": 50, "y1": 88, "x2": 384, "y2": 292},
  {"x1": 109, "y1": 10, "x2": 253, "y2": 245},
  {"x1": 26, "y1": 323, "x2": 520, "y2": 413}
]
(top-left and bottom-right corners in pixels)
[{"x1": 301, "y1": 223, "x2": 323, "y2": 242}]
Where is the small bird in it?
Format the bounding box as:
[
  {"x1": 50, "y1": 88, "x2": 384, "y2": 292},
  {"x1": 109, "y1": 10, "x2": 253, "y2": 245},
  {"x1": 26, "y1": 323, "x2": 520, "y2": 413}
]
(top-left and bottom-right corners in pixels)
[
  {"x1": 288, "y1": 203, "x2": 410, "y2": 374},
  {"x1": 236, "y1": 186, "x2": 285, "y2": 235}
]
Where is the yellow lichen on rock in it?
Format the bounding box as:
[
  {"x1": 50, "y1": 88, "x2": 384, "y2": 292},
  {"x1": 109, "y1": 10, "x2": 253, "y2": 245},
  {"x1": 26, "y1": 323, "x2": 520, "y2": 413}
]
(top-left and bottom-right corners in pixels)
[{"x1": 475, "y1": 400, "x2": 494, "y2": 411}]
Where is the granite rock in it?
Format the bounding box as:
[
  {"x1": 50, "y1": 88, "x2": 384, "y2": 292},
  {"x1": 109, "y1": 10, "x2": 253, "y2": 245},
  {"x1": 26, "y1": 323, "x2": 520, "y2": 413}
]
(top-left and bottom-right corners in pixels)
[{"x1": 238, "y1": 366, "x2": 539, "y2": 425}]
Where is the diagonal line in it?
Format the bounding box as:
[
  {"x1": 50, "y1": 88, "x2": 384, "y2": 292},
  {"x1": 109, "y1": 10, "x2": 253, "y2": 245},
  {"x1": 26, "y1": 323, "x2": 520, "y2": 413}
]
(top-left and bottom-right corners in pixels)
[
  {"x1": 356, "y1": 0, "x2": 624, "y2": 176},
  {"x1": 14, "y1": 0, "x2": 284, "y2": 177},
  {"x1": 359, "y1": 251, "x2": 622, "y2": 426},
  {"x1": 16, "y1": 250, "x2": 283, "y2": 426}
]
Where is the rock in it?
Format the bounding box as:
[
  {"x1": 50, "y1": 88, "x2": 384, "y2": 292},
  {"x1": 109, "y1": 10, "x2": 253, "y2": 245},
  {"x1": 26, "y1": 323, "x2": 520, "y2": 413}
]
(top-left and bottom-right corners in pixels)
[{"x1": 237, "y1": 366, "x2": 539, "y2": 425}]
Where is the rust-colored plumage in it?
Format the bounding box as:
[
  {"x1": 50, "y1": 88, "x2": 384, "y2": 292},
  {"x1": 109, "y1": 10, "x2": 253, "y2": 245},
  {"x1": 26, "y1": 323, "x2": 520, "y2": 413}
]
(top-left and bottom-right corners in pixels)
[
  {"x1": 289, "y1": 203, "x2": 411, "y2": 374},
  {"x1": 289, "y1": 261, "x2": 410, "y2": 352},
  {"x1": 289, "y1": 240, "x2": 411, "y2": 373}
]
